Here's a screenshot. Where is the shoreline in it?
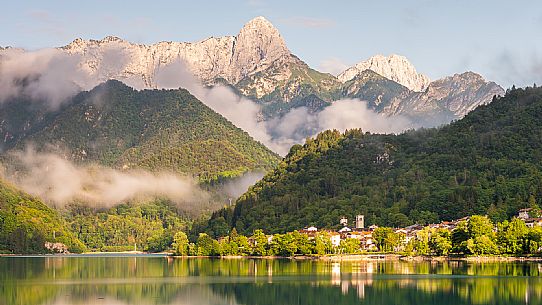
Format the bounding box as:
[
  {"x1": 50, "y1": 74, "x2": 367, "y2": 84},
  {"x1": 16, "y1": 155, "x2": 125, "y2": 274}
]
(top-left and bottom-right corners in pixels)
[
  {"x1": 2, "y1": 252, "x2": 542, "y2": 262},
  {"x1": 170, "y1": 254, "x2": 542, "y2": 262}
]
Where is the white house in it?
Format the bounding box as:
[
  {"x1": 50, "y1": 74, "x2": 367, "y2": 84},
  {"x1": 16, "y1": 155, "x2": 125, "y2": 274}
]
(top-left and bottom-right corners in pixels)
[
  {"x1": 330, "y1": 233, "x2": 341, "y2": 247},
  {"x1": 518, "y1": 208, "x2": 533, "y2": 220}
]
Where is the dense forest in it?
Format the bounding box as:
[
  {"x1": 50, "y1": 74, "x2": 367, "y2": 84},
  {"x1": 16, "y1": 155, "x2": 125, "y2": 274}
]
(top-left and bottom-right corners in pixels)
[
  {"x1": 64, "y1": 200, "x2": 190, "y2": 252},
  {"x1": 0, "y1": 80, "x2": 282, "y2": 253},
  {"x1": 0, "y1": 80, "x2": 279, "y2": 182},
  {"x1": 0, "y1": 179, "x2": 85, "y2": 253},
  {"x1": 202, "y1": 86, "x2": 542, "y2": 235}
]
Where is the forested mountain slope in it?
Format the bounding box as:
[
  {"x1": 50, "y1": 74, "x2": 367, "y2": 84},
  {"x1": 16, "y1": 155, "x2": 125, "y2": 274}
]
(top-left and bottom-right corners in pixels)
[
  {"x1": 1, "y1": 80, "x2": 279, "y2": 182},
  {"x1": 205, "y1": 86, "x2": 542, "y2": 235},
  {"x1": 0, "y1": 179, "x2": 85, "y2": 253}
]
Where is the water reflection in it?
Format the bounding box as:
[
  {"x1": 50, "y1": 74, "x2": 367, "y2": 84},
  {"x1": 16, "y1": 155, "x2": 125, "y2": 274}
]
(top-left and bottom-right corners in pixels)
[{"x1": 1, "y1": 257, "x2": 541, "y2": 305}]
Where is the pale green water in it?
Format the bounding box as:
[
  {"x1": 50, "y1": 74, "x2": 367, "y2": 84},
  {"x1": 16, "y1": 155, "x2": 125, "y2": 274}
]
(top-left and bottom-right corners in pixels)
[{"x1": 1, "y1": 255, "x2": 541, "y2": 305}]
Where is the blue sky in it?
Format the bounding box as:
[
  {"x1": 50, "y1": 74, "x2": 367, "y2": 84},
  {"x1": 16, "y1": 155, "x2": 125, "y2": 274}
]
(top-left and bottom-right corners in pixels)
[{"x1": 1, "y1": 0, "x2": 541, "y2": 87}]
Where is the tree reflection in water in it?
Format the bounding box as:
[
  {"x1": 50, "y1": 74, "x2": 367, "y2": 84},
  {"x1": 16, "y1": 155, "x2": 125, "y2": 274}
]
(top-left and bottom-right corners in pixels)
[{"x1": 1, "y1": 256, "x2": 541, "y2": 305}]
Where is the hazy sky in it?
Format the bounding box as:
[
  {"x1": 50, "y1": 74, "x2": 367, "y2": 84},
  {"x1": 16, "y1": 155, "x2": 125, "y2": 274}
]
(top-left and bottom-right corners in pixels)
[{"x1": 1, "y1": 0, "x2": 541, "y2": 88}]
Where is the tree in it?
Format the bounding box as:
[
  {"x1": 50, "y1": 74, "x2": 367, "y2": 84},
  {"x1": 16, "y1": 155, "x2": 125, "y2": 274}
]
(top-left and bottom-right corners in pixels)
[
  {"x1": 172, "y1": 232, "x2": 189, "y2": 256},
  {"x1": 251, "y1": 229, "x2": 268, "y2": 256},
  {"x1": 467, "y1": 235, "x2": 499, "y2": 256},
  {"x1": 413, "y1": 227, "x2": 432, "y2": 255},
  {"x1": 373, "y1": 227, "x2": 401, "y2": 252},
  {"x1": 497, "y1": 218, "x2": 528, "y2": 255},
  {"x1": 314, "y1": 232, "x2": 332, "y2": 255},
  {"x1": 468, "y1": 215, "x2": 495, "y2": 239},
  {"x1": 340, "y1": 238, "x2": 361, "y2": 254},
  {"x1": 270, "y1": 233, "x2": 298, "y2": 256},
  {"x1": 292, "y1": 231, "x2": 312, "y2": 255},
  {"x1": 196, "y1": 233, "x2": 220, "y2": 256},
  {"x1": 452, "y1": 220, "x2": 469, "y2": 253},
  {"x1": 145, "y1": 229, "x2": 172, "y2": 252},
  {"x1": 453, "y1": 216, "x2": 498, "y2": 256},
  {"x1": 430, "y1": 229, "x2": 452, "y2": 256},
  {"x1": 527, "y1": 226, "x2": 542, "y2": 254}
]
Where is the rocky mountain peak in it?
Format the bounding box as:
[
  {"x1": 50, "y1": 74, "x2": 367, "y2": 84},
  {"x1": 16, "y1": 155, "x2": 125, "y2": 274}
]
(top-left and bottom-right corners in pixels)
[
  {"x1": 241, "y1": 16, "x2": 275, "y2": 29},
  {"x1": 231, "y1": 17, "x2": 290, "y2": 83},
  {"x1": 63, "y1": 36, "x2": 127, "y2": 51},
  {"x1": 98, "y1": 36, "x2": 125, "y2": 43},
  {"x1": 56, "y1": 16, "x2": 295, "y2": 91},
  {"x1": 443, "y1": 71, "x2": 484, "y2": 83},
  {"x1": 338, "y1": 54, "x2": 430, "y2": 92},
  {"x1": 62, "y1": 38, "x2": 85, "y2": 50},
  {"x1": 381, "y1": 70, "x2": 504, "y2": 120}
]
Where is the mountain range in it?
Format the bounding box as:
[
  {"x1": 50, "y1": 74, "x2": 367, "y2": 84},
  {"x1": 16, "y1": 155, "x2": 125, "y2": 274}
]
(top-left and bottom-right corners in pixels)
[{"x1": 16, "y1": 16, "x2": 503, "y2": 124}]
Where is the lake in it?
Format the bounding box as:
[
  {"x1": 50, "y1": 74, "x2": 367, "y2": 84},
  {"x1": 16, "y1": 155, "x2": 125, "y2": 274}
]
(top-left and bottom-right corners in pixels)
[{"x1": 1, "y1": 255, "x2": 541, "y2": 305}]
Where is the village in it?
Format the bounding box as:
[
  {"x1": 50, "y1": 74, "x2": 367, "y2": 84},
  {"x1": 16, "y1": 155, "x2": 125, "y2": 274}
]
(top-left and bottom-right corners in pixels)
[{"x1": 295, "y1": 208, "x2": 542, "y2": 253}]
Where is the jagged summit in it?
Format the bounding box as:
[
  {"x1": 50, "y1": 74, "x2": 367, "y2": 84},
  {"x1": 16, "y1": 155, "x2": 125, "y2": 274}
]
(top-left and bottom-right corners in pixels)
[
  {"x1": 232, "y1": 16, "x2": 290, "y2": 83},
  {"x1": 338, "y1": 54, "x2": 431, "y2": 92},
  {"x1": 58, "y1": 16, "x2": 294, "y2": 88},
  {"x1": 68, "y1": 36, "x2": 125, "y2": 44},
  {"x1": 242, "y1": 16, "x2": 274, "y2": 28},
  {"x1": 236, "y1": 16, "x2": 288, "y2": 53},
  {"x1": 19, "y1": 17, "x2": 502, "y2": 123},
  {"x1": 97, "y1": 36, "x2": 125, "y2": 43},
  {"x1": 382, "y1": 70, "x2": 504, "y2": 119}
]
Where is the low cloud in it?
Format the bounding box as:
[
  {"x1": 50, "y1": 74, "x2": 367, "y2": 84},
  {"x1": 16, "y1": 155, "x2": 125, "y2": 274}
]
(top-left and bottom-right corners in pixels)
[
  {"x1": 265, "y1": 100, "x2": 416, "y2": 154},
  {"x1": 5, "y1": 148, "x2": 209, "y2": 210},
  {"x1": 1, "y1": 47, "x2": 416, "y2": 155},
  {"x1": 155, "y1": 60, "x2": 415, "y2": 155},
  {"x1": 0, "y1": 44, "x2": 139, "y2": 108},
  {"x1": 221, "y1": 171, "x2": 266, "y2": 200},
  {"x1": 0, "y1": 48, "x2": 91, "y2": 108},
  {"x1": 155, "y1": 60, "x2": 274, "y2": 150}
]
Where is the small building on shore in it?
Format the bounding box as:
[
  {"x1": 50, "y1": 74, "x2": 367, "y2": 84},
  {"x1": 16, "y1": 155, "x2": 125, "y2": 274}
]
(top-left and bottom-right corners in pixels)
[
  {"x1": 525, "y1": 217, "x2": 542, "y2": 228},
  {"x1": 519, "y1": 208, "x2": 533, "y2": 220}
]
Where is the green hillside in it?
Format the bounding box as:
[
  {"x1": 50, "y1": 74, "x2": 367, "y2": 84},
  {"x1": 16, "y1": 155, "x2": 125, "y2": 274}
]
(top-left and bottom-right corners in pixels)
[
  {"x1": 204, "y1": 86, "x2": 542, "y2": 235},
  {"x1": 2, "y1": 80, "x2": 279, "y2": 182},
  {"x1": 234, "y1": 57, "x2": 341, "y2": 118},
  {"x1": 339, "y1": 69, "x2": 411, "y2": 112},
  {"x1": 65, "y1": 200, "x2": 190, "y2": 252},
  {"x1": 0, "y1": 179, "x2": 85, "y2": 253}
]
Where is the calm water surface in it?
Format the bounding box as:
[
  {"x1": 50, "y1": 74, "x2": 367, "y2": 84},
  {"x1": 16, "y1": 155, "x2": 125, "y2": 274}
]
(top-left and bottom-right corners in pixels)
[{"x1": 1, "y1": 255, "x2": 541, "y2": 305}]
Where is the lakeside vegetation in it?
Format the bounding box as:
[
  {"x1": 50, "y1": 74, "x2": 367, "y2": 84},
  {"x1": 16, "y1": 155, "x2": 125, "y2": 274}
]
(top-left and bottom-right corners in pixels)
[
  {"x1": 65, "y1": 200, "x2": 190, "y2": 253},
  {"x1": 0, "y1": 179, "x2": 85, "y2": 254},
  {"x1": 172, "y1": 215, "x2": 542, "y2": 258}
]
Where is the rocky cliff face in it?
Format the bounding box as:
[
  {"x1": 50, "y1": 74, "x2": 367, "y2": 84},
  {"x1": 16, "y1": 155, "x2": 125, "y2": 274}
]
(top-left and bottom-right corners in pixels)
[
  {"x1": 338, "y1": 54, "x2": 431, "y2": 92},
  {"x1": 382, "y1": 72, "x2": 504, "y2": 120},
  {"x1": 230, "y1": 16, "x2": 291, "y2": 84},
  {"x1": 61, "y1": 17, "x2": 292, "y2": 90}
]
